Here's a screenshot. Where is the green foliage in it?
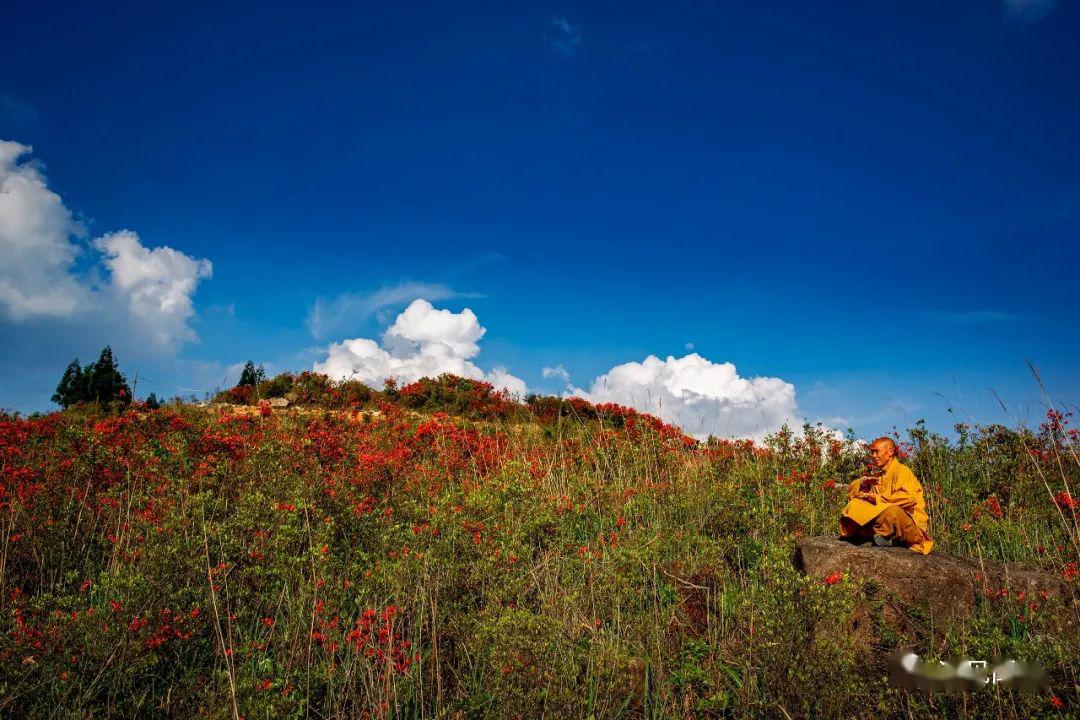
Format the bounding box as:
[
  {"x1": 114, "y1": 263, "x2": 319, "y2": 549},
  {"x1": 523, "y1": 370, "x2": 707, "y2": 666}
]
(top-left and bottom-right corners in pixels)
[
  {"x1": 3, "y1": 381, "x2": 1079, "y2": 718},
  {"x1": 50, "y1": 359, "x2": 86, "y2": 409},
  {"x1": 51, "y1": 346, "x2": 131, "y2": 409},
  {"x1": 259, "y1": 372, "x2": 294, "y2": 398},
  {"x1": 238, "y1": 360, "x2": 266, "y2": 387}
]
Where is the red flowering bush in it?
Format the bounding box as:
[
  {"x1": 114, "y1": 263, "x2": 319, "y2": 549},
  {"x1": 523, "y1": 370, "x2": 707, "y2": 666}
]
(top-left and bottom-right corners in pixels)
[{"x1": 0, "y1": 387, "x2": 1075, "y2": 718}]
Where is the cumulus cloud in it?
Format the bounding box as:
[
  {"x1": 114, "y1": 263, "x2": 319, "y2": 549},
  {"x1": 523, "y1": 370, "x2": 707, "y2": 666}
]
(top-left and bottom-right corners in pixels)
[
  {"x1": 94, "y1": 231, "x2": 212, "y2": 348},
  {"x1": 570, "y1": 353, "x2": 800, "y2": 440},
  {"x1": 542, "y1": 364, "x2": 572, "y2": 385},
  {"x1": 0, "y1": 141, "x2": 211, "y2": 351},
  {"x1": 0, "y1": 140, "x2": 89, "y2": 318},
  {"x1": 307, "y1": 281, "x2": 479, "y2": 340},
  {"x1": 314, "y1": 299, "x2": 526, "y2": 396}
]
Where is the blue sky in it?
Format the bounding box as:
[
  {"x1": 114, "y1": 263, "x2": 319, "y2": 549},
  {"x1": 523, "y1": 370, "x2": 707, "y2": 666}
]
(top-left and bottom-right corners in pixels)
[{"x1": 1, "y1": 0, "x2": 1077, "y2": 437}]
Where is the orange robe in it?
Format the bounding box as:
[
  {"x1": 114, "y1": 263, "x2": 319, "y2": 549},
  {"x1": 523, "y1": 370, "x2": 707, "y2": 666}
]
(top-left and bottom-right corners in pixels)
[{"x1": 839, "y1": 458, "x2": 933, "y2": 555}]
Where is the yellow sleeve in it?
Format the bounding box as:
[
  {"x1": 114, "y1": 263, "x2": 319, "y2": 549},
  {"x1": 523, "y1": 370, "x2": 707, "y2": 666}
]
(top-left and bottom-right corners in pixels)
[
  {"x1": 877, "y1": 467, "x2": 922, "y2": 513},
  {"x1": 847, "y1": 479, "x2": 863, "y2": 499}
]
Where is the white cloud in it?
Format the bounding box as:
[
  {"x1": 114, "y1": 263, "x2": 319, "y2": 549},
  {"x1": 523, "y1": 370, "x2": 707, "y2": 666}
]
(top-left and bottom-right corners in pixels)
[
  {"x1": 816, "y1": 415, "x2": 851, "y2": 429},
  {"x1": 0, "y1": 140, "x2": 89, "y2": 319},
  {"x1": 383, "y1": 299, "x2": 485, "y2": 359},
  {"x1": 94, "y1": 230, "x2": 212, "y2": 349},
  {"x1": 486, "y1": 367, "x2": 528, "y2": 397},
  {"x1": 542, "y1": 364, "x2": 571, "y2": 383},
  {"x1": 307, "y1": 281, "x2": 479, "y2": 340},
  {"x1": 314, "y1": 299, "x2": 526, "y2": 396},
  {"x1": 570, "y1": 353, "x2": 800, "y2": 440},
  {"x1": 0, "y1": 141, "x2": 211, "y2": 351}
]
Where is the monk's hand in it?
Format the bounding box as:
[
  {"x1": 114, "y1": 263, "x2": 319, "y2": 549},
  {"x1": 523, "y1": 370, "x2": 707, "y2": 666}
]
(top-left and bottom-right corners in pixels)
[{"x1": 856, "y1": 491, "x2": 877, "y2": 502}]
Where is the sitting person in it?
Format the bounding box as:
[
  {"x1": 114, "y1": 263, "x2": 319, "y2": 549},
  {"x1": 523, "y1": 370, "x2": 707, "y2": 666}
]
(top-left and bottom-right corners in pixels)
[{"x1": 839, "y1": 437, "x2": 933, "y2": 554}]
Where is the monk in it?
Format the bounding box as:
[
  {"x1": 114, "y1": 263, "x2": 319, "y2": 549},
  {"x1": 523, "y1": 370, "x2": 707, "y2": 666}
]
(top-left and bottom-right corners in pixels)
[{"x1": 839, "y1": 437, "x2": 933, "y2": 555}]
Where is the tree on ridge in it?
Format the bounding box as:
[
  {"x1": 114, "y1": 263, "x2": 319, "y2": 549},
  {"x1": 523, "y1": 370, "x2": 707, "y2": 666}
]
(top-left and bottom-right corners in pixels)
[{"x1": 52, "y1": 346, "x2": 132, "y2": 409}]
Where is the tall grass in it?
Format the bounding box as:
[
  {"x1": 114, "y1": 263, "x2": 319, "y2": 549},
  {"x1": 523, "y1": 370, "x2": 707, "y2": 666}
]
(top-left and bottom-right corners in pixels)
[{"x1": 0, "y1": 382, "x2": 1076, "y2": 718}]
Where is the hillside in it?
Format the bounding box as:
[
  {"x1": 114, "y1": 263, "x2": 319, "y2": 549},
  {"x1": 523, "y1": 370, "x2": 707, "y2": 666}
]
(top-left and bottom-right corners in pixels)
[{"x1": 1, "y1": 374, "x2": 1077, "y2": 718}]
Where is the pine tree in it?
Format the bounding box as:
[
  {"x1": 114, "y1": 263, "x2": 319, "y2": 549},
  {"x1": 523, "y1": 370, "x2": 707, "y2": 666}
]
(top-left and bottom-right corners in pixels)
[
  {"x1": 238, "y1": 361, "x2": 265, "y2": 387},
  {"x1": 85, "y1": 346, "x2": 132, "y2": 405},
  {"x1": 145, "y1": 392, "x2": 161, "y2": 410},
  {"x1": 52, "y1": 359, "x2": 86, "y2": 409}
]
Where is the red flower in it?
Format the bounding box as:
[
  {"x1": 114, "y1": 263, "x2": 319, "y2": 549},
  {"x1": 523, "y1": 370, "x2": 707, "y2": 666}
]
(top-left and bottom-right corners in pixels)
[
  {"x1": 823, "y1": 571, "x2": 843, "y2": 586},
  {"x1": 1053, "y1": 491, "x2": 1077, "y2": 511},
  {"x1": 1052, "y1": 695, "x2": 1065, "y2": 709}
]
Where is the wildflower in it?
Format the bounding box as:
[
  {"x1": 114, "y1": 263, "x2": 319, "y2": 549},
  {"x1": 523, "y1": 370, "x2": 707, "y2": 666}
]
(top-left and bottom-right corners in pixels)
[
  {"x1": 1063, "y1": 562, "x2": 1078, "y2": 581},
  {"x1": 823, "y1": 571, "x2": 843, "y2": 586},
  {"x1": 1053, "y1": 491, "x2": 1077, "y2": 511},
  {"x1": 1052, "y1": 695, "x2": 1065, "y2": 709}
]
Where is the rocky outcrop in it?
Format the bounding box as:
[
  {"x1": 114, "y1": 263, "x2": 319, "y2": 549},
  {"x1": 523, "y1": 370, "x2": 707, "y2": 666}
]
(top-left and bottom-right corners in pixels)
[{"x1": 794, "y1": 536, "x2": 1078, "y2": 627}]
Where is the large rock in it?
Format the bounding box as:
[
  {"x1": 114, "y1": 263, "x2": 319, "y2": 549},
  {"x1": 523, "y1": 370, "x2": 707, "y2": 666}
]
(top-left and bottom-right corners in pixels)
[{"x1": 794, "y1": 535, "x2": 1078, "y2": 627}]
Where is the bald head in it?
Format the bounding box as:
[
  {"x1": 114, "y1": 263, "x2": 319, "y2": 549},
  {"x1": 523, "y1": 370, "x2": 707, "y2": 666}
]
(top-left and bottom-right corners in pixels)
[
  {"x1": 871, "y1": 437, "x2": 897, "y2": 452},
  {"x1": 870, "y1": 437, "x2": 897, "y2": 468}
]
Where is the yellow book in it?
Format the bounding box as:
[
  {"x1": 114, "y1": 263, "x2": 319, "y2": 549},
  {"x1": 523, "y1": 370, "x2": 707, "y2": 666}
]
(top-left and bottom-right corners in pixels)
[{"x1": 842, "y1": 497, "x2": 887, "y2": 527}]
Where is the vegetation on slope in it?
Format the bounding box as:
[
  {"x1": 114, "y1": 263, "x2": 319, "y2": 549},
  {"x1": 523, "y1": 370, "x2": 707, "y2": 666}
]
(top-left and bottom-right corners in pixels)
[{"x1": 1, "y1": 374, "x2": 1077, "y2": 718}]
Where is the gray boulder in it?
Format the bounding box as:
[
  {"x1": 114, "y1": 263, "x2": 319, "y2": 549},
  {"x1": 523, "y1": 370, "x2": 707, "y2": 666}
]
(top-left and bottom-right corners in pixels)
[{"x1": 794, "y1": 535, "x2": 1078, "y2": 629}]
